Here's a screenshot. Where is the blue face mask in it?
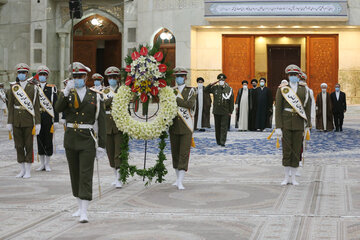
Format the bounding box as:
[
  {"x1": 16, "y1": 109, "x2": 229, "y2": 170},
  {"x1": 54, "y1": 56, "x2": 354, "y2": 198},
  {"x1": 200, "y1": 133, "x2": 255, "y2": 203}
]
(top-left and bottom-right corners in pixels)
[
  {"x1": 74, "y1": 78, "x2": 85, "y2": 88},
  {"x1": 260, "y1": 81, "x2": 265, "y2": 87},
  {"x1": 289, "y1": 76, "x2": 299, "y2": 83},
  {"x1": 108, "y1": 79, "x2": 117, "y2": 87},
  {"x1": 94, "y1": 80, "x2": 101, "y2": 87},
  {"x1": 335, "y1": 87, "x2": 340, "y2": 92},
  {"x1": 18, "y1": 73, "x2": 26, "y2": 81},
  {"x1": 176, "y1": 77, "x2": 185, "y2": 85},
  {"x1": 39, "y1": 76, "x2": 47, "y2": 83}
]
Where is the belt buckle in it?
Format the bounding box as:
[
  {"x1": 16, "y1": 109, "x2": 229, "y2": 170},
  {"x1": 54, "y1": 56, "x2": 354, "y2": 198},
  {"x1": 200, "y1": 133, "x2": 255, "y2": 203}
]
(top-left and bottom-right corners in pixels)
[{"x1": 73, "y1": 123, "x2": 79, "y2": 129}]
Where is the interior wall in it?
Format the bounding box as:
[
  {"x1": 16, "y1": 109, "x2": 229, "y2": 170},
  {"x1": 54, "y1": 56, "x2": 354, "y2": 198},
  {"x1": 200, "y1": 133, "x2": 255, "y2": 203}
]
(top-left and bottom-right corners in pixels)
[
  {"x1": 191, "y1": 28, "x2": 360, "y2": 104},
  {"x1": 254, "y1": 37, "x2": 306, "y2": 80}
]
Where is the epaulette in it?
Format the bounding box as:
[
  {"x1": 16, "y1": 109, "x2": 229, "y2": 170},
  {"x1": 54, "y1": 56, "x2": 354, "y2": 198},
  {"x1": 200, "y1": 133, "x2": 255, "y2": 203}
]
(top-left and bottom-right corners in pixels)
[{"x1": 47, "y1": 84, "x2": 56, "y2": 87}]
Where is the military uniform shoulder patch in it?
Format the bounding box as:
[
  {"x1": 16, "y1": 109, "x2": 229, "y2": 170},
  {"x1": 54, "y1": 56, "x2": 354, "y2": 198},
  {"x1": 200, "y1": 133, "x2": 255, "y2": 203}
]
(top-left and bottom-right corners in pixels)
[
  {"x1": 103, "y1": 88, "x2": 110, "y2": 94},
  {"x1": 282, "y1": 87, "x2": 289, "y2": 94},
  {"x1": 13, "y1": 85, "x2": 19, "y2": 91}
]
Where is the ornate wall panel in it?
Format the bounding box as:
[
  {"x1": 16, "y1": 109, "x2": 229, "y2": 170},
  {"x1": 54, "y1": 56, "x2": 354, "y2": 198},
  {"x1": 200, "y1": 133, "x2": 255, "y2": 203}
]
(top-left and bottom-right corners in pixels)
[
  {"x1": 222, "y1": 35, "x2": 255, "y2": 100},
  {"x1": 307, "y1": 35, "x2": 339, "y2": 98}
]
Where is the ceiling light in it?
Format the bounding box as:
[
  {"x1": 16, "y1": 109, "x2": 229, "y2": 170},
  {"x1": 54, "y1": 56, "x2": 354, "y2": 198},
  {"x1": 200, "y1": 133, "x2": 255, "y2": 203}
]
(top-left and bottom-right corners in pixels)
[{"x1": 91, "y1": 18, "x2": 102, "y2": 26}]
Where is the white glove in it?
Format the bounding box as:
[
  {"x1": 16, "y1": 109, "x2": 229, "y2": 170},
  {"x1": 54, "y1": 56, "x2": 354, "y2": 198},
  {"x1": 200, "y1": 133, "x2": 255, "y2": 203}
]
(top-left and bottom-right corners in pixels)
[
  {"x1": 275, "y1": 128, "x2": 282, "y2": 138},
  {"x1": 35, "y1": 124, "x2": 41, "y2": 135},
  {"x1": 64, "y1": 80, "x2": 75, "y2": 97},
  {"x1": 59, "y1": 119, "x2": 66, "y2": 125},
  {"x1": 96, "y1": 147, "x2": 106, "y2": 158},
  {"x1": 6, "y1": 124, "x2": 13, "y2": 132}
]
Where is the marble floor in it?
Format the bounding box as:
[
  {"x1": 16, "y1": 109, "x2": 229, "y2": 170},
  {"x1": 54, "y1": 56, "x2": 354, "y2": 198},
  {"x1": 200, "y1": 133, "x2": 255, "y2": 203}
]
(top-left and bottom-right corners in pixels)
[{"x1": 0, "y1": 106, "x2": 359, "y2": 240}]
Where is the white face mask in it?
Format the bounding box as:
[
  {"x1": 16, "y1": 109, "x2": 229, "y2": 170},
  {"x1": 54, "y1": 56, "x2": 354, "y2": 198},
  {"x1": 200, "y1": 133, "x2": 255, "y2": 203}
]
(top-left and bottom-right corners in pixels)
[
  {"x1": 198, "y1": 83, "x2": 203, "y2": 87},
  {"x1": 219, "y1": 80, "x2": 225, "y2": 86},
  {"x1": 243, "y1": 85, "x2": 248, "y2": 89}
]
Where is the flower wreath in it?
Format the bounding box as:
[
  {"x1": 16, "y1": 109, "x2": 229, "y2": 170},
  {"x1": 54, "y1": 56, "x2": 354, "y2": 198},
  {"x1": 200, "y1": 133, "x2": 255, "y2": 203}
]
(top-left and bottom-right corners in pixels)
[{"x1": 111, "y1": 44, "x2": 176, "y2": 185}]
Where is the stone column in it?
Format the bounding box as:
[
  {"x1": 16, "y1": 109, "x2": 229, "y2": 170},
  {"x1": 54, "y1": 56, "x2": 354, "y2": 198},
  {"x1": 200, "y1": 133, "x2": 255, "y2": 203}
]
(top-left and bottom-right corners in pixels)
[{"x1": 58, "y1": 33, "x2": 68, "y2": 85}]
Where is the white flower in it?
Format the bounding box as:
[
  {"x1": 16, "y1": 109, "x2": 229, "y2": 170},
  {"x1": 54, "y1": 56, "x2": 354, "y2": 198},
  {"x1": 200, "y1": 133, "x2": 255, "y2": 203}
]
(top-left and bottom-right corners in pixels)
[{"x1": 111, "y1": 86, "x2": 177, "y2": 140}]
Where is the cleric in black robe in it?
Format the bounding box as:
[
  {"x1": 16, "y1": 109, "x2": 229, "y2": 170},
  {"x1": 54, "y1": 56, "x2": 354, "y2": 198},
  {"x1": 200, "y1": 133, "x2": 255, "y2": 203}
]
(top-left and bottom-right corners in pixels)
[
  {"x1": 255, "y1": 78, "x2": 273, "y2": 131},
  {"x1": 248, "y1": 79, "x2": 258, "y2": 131}
]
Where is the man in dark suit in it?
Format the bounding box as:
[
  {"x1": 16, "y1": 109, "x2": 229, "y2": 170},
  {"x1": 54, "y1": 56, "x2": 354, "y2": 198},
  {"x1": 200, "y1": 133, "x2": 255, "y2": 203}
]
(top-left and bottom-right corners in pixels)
[{"x1": 330, "y1": 83, "x2": 346, "y2": 132}]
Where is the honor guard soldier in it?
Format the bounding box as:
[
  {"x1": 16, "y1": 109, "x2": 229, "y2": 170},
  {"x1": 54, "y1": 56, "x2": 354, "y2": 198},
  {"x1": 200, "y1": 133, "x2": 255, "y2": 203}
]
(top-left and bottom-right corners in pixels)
[
  {"x1": 91, "y1": 73, "x2": 104, "y2": 91},
  {"x1": 35, "y1": 66, "x2": 59, "y2": 172},
  {"x1": 103, "y1": 66, "x2": 123, "y2": 188},
  {"x1": 7, "y1": 63, "x2": 41, "y2": 179},
  {"x1": 205, "y1": 73, "x2": 234, "y2": 146},
  {"x1": 55, "y1": 62, "x2": 106, "y2": 223},
  {"x1": 275, "y1": 64, "x2": 311, "y2": 186},
  {"x1": 170, "y1": 67, "x2": 196, "y2": 190}
]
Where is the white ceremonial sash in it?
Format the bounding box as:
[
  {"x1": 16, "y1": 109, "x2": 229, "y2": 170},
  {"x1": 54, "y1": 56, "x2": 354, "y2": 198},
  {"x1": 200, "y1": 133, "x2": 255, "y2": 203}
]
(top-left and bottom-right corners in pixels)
[
  {"x1": 102, "y1": 87, "x2": 115, "y2": 100},
  {"x1": 177, "y1": 89, "x2": 194, "y2": 132},
  {"x1": 38, "y1": 86, "x2": 54, "y2": 118},
  {"x1": 12, "y1": 84, "x2": 35, "y2": 116},
  {"x1": 281, "y1": 86, "x2": 307, "y2": 121}
]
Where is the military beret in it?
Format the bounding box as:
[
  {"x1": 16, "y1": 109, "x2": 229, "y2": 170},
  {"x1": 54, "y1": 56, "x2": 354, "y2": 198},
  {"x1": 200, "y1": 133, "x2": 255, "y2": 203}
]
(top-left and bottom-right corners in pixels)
[
  {"x1": 105, "y1": 66, "x2": 121, "y2": 76},
  {"x1": 285, "y1": 64, "x2": 301, "y2": 74},
  {"x1": 242, "y1": 80, "x2": 248, "y2": 85},
  {"x1": 68, "y1": 62, "x2": 91, "y2": 75},
  {"x1": 92, "y1": 73, "x2": 104, "y2": 80},
  {"x1": 217, "y1": 73, "x2": 227, "y2": 80},
  {"x1": 36, "y1": 65, "x2": 50, "y2": 75},
  {"x1": 173, "y1": 67, "x2": 188, "y2": 75},
  {"x1": 15, "y1": 63, "x2": 30, "y2": 72}
]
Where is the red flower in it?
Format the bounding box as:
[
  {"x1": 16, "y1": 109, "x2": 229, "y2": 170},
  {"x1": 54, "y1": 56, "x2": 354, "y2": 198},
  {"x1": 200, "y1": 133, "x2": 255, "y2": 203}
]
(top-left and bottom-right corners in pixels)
[
  {"x1": 154, "y1": 51, "x2": 163, "y2": 62},
  {"x1": 140, "y1": 47, "x2": 148, "y2": 56},
  {"x1": 131, "y1": 51, "x2": 140, "y2": 60},
  {"x1": 125, "y1": 65, "x2": 131, "y2": 72},
  {"x1": 158, "y1": 79, "x2": 167, "y2": 88},
  {"x1": 158, "y1": 64, "x2": 167, "y2": 73},
  {"x1": 151, "y1": 86, "x2": 159, "y2": 96},
  {"x1": 140, "y1": 93, "x2": 148, "y2": 103},
  {"x1": 131, "y1": 85, "x2": 138, "y2": 93},
  {"x1": 125, "y1": 76, "x2": 132, "y2": 86}
]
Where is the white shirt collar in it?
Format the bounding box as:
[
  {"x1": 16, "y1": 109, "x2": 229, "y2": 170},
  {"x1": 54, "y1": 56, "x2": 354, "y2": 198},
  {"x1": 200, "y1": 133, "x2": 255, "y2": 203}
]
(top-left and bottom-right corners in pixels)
[
  {"x1": 76, "y1": 87, "x2": 87, "y2": 102},
  {"x1": 19, "y1": 81, "x2": 27, "y2": 89},
  {"x1": 178, "y1": 84, "x2": 185, "y2": 93},
  {"x1": 40, "y1": 82, "x2": 46, "y2": 89}
]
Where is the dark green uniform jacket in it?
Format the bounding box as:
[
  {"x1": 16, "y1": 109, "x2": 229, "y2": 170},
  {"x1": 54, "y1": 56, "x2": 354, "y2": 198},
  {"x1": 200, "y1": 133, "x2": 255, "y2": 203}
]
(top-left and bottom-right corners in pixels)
[
  {"x1": 55, "y1": 89, "x2": 106, "y2": 150},
  {"x1": 205, "y1": 84, "x2": 234, "y2": 115},
  {"x1": 7, "y1": 82, "x2": 41, "y2": 127}
]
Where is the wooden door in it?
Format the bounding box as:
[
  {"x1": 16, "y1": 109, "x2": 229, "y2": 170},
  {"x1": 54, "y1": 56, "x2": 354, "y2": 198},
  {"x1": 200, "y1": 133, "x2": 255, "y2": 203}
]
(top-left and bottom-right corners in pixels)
[
  {"x1": 73, "y1": 40, "x2": 96, "y2": 87},
  {"x1": 104, "y1": 39, "x2": 122, "y2": 69},
  {"x1": 222, "y1": 35, "x2": 255, "y2": 99},
  {"x1": 306, "y1": 35, "x2": 338, "y2": 98},
  {"x1": 267, "y1": 46, "x2": 301, "y2": 100}
]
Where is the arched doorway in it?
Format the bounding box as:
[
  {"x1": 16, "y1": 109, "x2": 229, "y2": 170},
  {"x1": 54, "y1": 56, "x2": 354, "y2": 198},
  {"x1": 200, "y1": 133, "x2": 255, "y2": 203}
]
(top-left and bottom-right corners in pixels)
[
  {"x1": 73, "y1": 14, "x2": 122, "y2": 86},
  {"x1": 154, "y1": 28, "x2": 176, "y2": 72}
]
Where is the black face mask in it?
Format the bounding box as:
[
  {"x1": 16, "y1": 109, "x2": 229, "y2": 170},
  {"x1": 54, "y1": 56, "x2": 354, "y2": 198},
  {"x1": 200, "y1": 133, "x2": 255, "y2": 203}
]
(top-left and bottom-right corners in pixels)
[{"x1": 252, "y1": 83, "x2": 257, "y2": 87}]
